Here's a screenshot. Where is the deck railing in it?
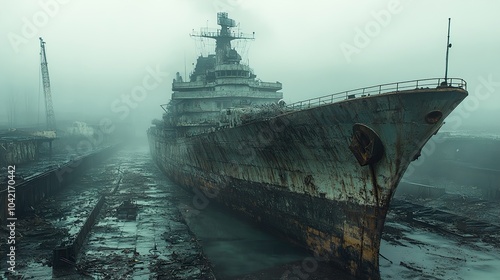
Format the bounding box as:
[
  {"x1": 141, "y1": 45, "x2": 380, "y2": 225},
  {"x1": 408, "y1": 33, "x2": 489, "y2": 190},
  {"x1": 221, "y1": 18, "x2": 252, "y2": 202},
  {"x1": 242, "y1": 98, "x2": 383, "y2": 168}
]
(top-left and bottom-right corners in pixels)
[{"x1": 286, "y1": 78, "x2": 467, "y2": 110}]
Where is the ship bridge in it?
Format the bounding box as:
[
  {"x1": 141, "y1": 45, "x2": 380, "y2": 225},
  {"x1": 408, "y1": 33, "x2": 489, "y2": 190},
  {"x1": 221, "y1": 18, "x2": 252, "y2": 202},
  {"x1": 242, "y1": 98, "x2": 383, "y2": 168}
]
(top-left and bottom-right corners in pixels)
[
  {"x1": 164, "y1": 12, "x2": 283, "y2": 136},
  {"x1": 214, "y1": 64, "x2": 252, "y2": 79}
]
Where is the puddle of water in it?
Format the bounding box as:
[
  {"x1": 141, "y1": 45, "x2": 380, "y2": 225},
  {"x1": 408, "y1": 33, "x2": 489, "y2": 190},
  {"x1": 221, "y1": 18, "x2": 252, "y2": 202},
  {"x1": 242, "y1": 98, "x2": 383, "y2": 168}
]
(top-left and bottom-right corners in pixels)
[
  {"x1": 181, "y1": 202, "x2": 309, "y2": 278},
  {"x1": 380, "y1": 225, "x2": 500, "y2": 279}
]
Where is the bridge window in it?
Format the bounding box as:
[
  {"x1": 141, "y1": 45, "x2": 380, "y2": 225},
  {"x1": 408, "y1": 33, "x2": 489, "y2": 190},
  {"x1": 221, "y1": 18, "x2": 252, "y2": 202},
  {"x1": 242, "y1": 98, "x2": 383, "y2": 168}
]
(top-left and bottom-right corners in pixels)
[{"x1": 216, "y1": 70, "x2": 249, "y2": 78}]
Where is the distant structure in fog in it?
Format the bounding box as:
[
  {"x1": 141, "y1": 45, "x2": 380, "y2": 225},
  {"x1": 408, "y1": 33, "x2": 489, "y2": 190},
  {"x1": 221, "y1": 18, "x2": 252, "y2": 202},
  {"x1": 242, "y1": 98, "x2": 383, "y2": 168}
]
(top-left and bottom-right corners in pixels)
[{"x1": 39, "y1": 37, "x2": 57, "y2": 132}]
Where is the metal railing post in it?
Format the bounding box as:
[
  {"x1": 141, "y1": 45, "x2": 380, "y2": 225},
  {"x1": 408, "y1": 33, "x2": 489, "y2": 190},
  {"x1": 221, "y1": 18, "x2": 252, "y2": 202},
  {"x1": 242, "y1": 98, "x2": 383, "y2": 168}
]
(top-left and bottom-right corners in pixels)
[{"x1": 286, "y1": 77, "x2": 466, "y2": 110}]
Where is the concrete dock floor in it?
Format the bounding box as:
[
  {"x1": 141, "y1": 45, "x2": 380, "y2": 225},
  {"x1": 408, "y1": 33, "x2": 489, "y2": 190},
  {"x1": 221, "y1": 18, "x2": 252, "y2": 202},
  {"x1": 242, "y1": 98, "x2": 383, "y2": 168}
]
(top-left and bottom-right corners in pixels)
[{"x1": 1, "y1": 143, "x2": 499, "y2": 279}]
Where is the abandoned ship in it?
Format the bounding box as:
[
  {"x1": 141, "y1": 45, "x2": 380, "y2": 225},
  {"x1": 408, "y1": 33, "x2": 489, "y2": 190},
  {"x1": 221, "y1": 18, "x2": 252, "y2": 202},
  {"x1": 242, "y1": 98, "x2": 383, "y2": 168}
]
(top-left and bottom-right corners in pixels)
[{"x1": 147, "y1": 12, "x2": 468, "y2": 279}]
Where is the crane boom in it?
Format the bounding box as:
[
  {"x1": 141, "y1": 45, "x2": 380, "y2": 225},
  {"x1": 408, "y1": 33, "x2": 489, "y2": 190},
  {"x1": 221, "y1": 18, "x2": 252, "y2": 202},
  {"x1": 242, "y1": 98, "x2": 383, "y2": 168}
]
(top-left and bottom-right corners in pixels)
[{"x1": 39, "y1": 37, "x2": 56, "y2": 131}]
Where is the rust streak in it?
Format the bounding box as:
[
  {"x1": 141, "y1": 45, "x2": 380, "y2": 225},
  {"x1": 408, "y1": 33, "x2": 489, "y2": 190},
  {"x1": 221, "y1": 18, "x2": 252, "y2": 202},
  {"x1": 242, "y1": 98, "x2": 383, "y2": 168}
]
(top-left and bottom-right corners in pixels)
[
  {"x1": 359, "y1": 212, "x2": 365, "y2": 274},
  {"x1": 369, "y1": 164, "x2": 379, "y2": 207}
]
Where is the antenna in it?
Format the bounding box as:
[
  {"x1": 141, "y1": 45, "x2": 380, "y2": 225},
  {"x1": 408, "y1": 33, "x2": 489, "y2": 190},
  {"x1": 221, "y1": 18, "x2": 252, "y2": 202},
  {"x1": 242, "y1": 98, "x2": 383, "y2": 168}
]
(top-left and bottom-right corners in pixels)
[{"x1": 444, "y1": 18, "x2": 452, "y2": 85}]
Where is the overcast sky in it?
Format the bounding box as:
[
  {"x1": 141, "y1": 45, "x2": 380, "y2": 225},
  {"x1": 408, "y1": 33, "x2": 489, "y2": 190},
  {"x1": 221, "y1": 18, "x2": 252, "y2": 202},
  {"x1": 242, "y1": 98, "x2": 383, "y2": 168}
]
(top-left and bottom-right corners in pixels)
[{"x1": 1, "y1": 0, "x2": 499, "y2": 135}]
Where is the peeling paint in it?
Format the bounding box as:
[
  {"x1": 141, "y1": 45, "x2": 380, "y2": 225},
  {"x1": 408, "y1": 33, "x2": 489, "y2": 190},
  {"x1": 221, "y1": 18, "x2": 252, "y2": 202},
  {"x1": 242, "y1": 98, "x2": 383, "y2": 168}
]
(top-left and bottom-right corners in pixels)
[{"x1": 149, "y1": 86, "x2": 468, "y2": 279}]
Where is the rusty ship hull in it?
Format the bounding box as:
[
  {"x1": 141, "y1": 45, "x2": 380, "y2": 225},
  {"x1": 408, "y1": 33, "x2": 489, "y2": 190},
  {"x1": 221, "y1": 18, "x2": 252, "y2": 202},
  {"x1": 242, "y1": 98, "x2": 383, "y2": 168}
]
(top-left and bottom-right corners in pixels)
[
  {"x1": 148, "y1": 85, "x2": 468, "y2": 279},
  {"x1": 148, "y1": 12, "x2": 468, "y2": 279}
]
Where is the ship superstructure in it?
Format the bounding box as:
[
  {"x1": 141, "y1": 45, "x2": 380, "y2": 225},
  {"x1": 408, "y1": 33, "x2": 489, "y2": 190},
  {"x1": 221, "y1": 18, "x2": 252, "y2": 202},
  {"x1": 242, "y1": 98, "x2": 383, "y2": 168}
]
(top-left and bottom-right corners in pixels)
[
  {"x1": 148, "y1": 13, "x2": 468, "y2": 280},
  {"x1": 163, "y1": 12, "x2": 282, "y2": 137}
]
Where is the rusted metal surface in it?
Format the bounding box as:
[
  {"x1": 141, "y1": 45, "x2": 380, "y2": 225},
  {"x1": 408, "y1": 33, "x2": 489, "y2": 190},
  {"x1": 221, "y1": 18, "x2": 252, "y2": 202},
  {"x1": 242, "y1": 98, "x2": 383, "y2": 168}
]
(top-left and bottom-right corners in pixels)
[
  {"x1": 148, "y1": 13, "x2": 470, "y2": 278},
  {"x1": 149, "y1": 86, "x2": 467, "y2": 279},
  {"x1": 149, "y1": 11, "x2": 473, "y2": 280},
  {"x1": 0, "y1": 137, "x2": 45, "y2": 166},
  {"x1": 349, "y1": 123, "x2": 385, "y2": 166}
]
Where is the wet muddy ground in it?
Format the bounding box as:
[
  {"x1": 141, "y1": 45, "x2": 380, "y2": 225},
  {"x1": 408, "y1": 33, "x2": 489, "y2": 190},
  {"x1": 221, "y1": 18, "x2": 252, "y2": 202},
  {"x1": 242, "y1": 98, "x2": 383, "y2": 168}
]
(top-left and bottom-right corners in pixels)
[
  {"x1": 380, "y1": 197, "x2": 500, "y2": 280},
  {"x1": 1, "y1": 143, "x2": 499, "y2": 279},
  {"x1": 1, "y1": 145, "x2": 214, "y2": 280}
]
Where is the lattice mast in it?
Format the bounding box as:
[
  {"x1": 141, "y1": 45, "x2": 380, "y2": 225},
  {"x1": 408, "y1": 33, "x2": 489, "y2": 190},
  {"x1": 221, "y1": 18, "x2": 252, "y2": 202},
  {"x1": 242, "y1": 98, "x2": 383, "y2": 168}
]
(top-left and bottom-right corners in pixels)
[
  {"x1": 191, "y1": 12, "x2": 254, "y2": 65},
  {"x1": 39, "y1": 37, "x2": 56, "y2": 131}
]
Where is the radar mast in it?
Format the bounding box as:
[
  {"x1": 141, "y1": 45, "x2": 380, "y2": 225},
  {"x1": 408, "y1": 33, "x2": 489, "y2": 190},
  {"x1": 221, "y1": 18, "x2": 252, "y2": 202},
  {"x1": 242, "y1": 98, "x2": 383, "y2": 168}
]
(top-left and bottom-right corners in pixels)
[{"x1": 191, "y1": 12, "x2": 254, "y2": 65}]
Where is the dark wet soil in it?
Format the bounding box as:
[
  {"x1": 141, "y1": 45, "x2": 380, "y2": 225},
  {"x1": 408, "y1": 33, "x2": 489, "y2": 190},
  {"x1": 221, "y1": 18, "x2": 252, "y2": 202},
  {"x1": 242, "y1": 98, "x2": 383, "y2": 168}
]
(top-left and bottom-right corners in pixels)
[
  {"x1": 1, "y1": 145, "x2": 214, "y2": 279},
  {"x1": 2, "y1": 143, "x2": 499, "y2": 280}
]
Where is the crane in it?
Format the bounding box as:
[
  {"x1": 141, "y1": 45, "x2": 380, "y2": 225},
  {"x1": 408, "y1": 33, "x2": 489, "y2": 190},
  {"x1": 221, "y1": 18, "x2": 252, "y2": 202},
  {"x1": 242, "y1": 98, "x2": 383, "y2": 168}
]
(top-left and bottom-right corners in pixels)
[{"x1": 39, "y1": 37, "x2": 56, "y2": 131}]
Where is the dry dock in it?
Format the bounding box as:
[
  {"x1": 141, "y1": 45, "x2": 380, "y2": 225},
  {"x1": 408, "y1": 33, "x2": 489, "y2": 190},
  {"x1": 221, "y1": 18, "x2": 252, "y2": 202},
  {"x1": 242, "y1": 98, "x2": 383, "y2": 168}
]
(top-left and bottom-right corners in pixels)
[
  {"x1": 1, "y1": 144, "x2": 214, "y2": 279},
  {"x1": 2, "y1": 141, "x2": 500, "y2": 279}
]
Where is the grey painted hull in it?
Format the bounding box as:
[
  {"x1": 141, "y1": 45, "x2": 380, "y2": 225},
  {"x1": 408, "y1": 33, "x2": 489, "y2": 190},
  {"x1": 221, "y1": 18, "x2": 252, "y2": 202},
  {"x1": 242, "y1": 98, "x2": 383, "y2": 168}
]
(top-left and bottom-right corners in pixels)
[{"x1": 148, "y1": 87, "x2": 467, "y2": 279}]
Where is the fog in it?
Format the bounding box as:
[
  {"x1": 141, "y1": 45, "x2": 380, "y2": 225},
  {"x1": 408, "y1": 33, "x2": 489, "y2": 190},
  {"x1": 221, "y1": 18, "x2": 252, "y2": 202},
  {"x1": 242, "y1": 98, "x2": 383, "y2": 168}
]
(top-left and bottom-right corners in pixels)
[{"x1": 1, "y1": 0, "x2": 499, "y2": 137}]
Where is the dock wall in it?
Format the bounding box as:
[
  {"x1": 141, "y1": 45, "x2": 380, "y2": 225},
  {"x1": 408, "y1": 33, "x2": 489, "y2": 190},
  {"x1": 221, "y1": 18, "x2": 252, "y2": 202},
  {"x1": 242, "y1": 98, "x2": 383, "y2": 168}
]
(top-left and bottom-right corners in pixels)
[
  {"x1": 0, "y1": 145, "x2": 118, "y2": 222},
  {"x1": 52, "y1": 195, "x2": 106, "y2": 267},
  {"x1": 0, "y1": 139, "x2": 40, "y2": 166}
]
